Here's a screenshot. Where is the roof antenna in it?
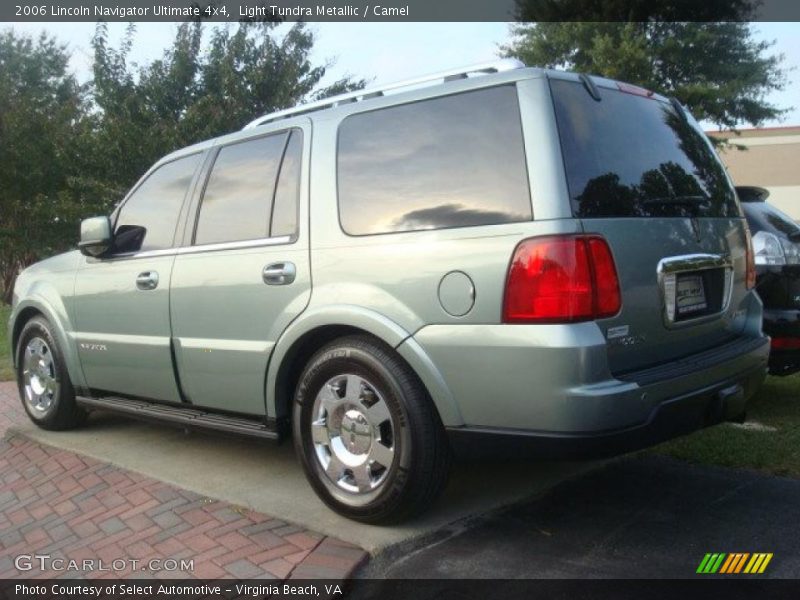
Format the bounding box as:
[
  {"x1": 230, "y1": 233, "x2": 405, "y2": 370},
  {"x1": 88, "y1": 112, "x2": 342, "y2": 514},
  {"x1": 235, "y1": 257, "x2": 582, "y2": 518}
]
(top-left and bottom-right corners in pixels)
[{"x1": 579, "y1": 74, "x2": 601, "y2": 102}]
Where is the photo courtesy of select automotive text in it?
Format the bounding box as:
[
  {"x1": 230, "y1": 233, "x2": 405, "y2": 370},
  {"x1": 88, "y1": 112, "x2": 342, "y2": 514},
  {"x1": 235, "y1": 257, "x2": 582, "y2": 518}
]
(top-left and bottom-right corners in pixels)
[{"x1": 1, "y1": 0, "x2": 800, "y2": 598}]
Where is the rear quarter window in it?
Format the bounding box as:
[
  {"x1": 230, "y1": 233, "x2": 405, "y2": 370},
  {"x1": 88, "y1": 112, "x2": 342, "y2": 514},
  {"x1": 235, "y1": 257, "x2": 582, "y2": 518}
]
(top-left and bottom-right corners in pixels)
[
  {"x1": 337, "y1": 85, "x2": 532, "y2": 235},
  {"x1": 550, "y1": 79, "x2": 739, "y2": 219}
]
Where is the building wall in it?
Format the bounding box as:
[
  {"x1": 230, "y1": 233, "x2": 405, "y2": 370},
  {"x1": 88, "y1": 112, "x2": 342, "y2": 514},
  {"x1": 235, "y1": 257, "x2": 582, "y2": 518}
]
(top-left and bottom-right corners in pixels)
[{"x1": 711, "y1": 126, "x2": 800, "y2": 220}]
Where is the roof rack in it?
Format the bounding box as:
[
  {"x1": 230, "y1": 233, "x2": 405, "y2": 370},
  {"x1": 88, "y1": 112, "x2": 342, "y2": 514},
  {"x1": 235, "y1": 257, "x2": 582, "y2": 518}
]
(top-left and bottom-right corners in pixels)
[{"x1": 242, "y1": 58, "x2": 526, "y2": 130}]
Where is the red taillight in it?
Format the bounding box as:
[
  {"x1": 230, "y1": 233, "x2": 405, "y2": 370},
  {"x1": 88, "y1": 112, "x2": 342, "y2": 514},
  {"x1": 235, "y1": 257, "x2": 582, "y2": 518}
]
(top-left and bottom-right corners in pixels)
[
  {"x1": 771, "y1": 337, "x2": 800, "y2": 350},
  {"x1": 503, "y1": 235, "x2": 621, "y2": 323},
  {"x1": 587, "y1": 237, "x2": 620, "y2": 317},
  {"x1": 745, "y1": 227, "x2": 756, "y2": 290}
]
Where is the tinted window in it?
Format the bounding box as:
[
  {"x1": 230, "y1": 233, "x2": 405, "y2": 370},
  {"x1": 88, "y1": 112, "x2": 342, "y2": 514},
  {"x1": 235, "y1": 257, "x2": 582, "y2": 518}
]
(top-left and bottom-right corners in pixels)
[
  {"x1": 744, "y1": 201, "x2": 800, "y2": 238},
  {"x1": 195, "y1": 132, "x2": 288, "y2": 246},
  {"x1": 271, "y1": 130, "x2": 303, "y2": 238},
  {"x1": 337, "y1": 86, "x2": 532, "y2": 235},
  {"x1": 114, "y1": 154, "x2": 201, "y2": 253},
  {"x1": 551, "y1": 79, "x2": 739, "y2": 219}
]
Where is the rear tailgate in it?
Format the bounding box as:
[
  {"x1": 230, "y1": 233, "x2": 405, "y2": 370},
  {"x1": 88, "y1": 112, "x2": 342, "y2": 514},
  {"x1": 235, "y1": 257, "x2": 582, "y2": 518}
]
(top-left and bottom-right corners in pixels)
[{"x1": 549, "y1": 74, "x2": 749, "y2": 374}]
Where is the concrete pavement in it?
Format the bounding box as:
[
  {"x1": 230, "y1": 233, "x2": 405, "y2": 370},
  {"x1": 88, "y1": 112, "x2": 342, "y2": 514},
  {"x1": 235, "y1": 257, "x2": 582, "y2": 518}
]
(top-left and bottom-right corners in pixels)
[{"x1": 1, "y1": 382, "x2": 597, "y2": 556}]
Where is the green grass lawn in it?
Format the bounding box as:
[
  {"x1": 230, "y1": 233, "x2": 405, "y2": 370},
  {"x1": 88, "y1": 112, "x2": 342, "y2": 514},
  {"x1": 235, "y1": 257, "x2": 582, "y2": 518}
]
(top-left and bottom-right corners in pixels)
[
  {"x1": 649, "y1": 374, "x2": 800, "y2": 478},
  {"x1": 0, "y1": 305, "x2": 12, "y2": 382}
]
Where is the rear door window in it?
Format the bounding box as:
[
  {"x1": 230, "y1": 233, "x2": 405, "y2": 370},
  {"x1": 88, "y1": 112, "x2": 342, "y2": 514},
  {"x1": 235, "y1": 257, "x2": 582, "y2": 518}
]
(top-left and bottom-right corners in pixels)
[
  {"x1": 550, "y1": 79, "x2": 739, "y2": 219},
  {"x1": 194, "y1": 132, "x2": 289, "y2": 246},
  {"x1": 337, "y1": 86, "x2": 532, "y2": 235}
]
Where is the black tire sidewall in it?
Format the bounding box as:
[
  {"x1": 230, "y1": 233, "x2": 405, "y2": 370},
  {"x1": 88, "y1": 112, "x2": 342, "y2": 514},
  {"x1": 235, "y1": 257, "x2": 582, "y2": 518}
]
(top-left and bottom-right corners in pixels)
[
  {"x1": 293, "y1": 339, "x2": 425, "y2": 521},
  {"x1": 16, "y1": 317, "x2": 77, "y2": 428}
]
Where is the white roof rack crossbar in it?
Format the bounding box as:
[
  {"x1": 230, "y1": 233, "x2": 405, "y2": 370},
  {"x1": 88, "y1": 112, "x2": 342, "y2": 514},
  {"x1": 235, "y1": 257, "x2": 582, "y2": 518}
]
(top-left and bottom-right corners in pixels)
[{"x1": 242, "y1": 58, "x2": 525, "y2": 130}]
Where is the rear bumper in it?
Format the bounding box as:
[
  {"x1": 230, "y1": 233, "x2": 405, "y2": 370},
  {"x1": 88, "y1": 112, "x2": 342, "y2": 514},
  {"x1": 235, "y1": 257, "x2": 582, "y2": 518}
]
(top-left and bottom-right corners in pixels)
[
  {"x1": 412, "y1": 321, "x2": 768, "y2": 431},
  {"x1": 447, "y1": 360, "x2": 766, "y2": 459}
]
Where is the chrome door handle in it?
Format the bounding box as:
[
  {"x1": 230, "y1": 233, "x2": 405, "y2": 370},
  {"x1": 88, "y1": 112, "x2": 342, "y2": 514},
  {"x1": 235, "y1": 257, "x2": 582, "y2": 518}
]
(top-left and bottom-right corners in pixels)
[
  {"x1": 263, "y1": 262, "x2": 296, "y2": 285},
  {"x1": 136, "y1": 271, "x2": 159, "y2": 290}
]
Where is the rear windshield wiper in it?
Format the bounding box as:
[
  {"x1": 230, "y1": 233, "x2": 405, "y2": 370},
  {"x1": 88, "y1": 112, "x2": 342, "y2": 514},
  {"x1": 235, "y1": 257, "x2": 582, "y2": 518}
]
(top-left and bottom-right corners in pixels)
[{"x1": 642, "y1": 195, "x2": 710, "y2": 206}]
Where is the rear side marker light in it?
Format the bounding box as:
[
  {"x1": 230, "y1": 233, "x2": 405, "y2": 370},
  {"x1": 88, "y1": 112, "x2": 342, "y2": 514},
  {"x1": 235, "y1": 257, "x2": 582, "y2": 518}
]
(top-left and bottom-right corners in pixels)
[{"x1": 503, "y1": 234, "x2": 621, "y2": 324}]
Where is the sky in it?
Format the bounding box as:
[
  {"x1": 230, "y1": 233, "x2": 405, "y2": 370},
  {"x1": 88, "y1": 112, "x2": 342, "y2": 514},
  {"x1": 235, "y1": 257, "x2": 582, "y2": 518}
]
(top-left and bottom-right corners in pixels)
[{"x1": 7, "y1": 21, "x2": 800, "y2": 128}]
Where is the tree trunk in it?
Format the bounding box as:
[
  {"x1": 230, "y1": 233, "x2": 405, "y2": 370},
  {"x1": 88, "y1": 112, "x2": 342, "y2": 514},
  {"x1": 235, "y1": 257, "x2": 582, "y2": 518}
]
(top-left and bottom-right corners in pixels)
[
  {"x1": 1, "y1": 262, "x2": 21, "y2": 306},
  {"x1": 2, "y1": 279, "x2": 14, "y2": 305}
]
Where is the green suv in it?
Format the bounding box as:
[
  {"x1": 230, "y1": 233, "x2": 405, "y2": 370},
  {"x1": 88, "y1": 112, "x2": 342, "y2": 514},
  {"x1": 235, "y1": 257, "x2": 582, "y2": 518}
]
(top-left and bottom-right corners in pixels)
[{"x1": 8, "y1": 60, "x2": 769, "y2": 523}]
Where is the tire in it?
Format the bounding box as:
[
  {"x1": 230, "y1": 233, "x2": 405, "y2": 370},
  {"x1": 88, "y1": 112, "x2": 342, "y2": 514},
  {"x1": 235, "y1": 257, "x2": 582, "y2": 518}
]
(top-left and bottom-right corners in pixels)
[
  {"x1": 16, "y1": 316, "x2": 86, "y2": 431},
  {"x1": 293, "y1": 335, "x2": 451, "y2": 523}
]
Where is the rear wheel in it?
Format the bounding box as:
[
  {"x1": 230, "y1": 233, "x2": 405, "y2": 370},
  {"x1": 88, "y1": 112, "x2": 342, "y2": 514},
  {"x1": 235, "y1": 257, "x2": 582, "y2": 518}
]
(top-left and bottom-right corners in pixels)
[
  {"x1": 16, "y1": 316, "x2": 86, "y2": 431},
  {"x1": 293, "y1": 335, "x2": 451, "y2": 523}
]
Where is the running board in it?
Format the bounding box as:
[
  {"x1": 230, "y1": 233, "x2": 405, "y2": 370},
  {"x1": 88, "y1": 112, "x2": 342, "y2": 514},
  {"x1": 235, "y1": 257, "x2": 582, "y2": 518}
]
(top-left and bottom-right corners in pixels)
[{"x1": 76, "y1": 396, "x2": 280, "y2": 441}]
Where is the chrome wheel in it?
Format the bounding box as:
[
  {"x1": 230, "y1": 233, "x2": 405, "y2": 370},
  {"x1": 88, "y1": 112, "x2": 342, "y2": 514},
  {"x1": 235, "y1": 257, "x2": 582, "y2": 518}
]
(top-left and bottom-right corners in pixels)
[
  {"x1": 22, "y1": 337, "x2": 58, "y2": 415},
  {"x1": 311, "y1": 374, "x2": 396, "y2": 494}
]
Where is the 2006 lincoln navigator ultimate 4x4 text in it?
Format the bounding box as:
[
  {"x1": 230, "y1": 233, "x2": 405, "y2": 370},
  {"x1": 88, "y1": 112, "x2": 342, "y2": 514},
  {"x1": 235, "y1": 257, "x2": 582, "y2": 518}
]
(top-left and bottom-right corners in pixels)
[{"x1": 8, "y1": 60, "x2": 769, "y2": 523}]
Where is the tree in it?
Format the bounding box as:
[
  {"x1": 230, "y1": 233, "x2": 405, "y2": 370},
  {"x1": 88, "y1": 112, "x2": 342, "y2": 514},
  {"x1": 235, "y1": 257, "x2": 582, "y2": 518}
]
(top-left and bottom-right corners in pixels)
[
  {"x1": 502, "y1": 22, "x2": 787, "y2": 132},
  {"x1": 0, "y1": 31, "x2": 94, "y2": 304},
  {"x1": 0, "y1": 23, "x2": 366, "y2": 303},
  {"x1": 91, "y1": 21, "x2": 365, "y2": 194}
]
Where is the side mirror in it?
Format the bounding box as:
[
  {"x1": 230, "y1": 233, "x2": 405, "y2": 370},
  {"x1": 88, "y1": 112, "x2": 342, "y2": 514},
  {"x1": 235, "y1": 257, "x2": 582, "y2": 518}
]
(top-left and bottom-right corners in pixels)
[{"x1": 78, "y1": 216, "x2": 113, "y2": 257}]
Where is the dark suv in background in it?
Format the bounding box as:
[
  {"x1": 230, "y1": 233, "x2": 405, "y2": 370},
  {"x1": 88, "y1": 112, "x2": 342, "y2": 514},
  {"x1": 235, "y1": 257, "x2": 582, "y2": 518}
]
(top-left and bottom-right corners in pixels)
[{"x1": 740, "y1": 186, "x2": 800, "y2": 375}]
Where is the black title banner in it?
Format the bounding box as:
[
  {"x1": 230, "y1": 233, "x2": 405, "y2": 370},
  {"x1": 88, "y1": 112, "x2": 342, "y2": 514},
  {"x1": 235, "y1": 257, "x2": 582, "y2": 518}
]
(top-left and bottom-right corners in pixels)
[{"x1": 3, "y1": 0, "x2": 800, "y2": 22}]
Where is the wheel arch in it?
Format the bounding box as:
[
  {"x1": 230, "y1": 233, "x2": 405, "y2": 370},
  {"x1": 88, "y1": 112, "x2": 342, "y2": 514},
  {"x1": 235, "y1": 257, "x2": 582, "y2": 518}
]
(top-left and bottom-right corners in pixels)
[
  {"x1": 10, "y1": 294, "x2": 87, "y2": 391},
  {"x1": 266, "y1": 305, "x2": 463, "y2": 427}
]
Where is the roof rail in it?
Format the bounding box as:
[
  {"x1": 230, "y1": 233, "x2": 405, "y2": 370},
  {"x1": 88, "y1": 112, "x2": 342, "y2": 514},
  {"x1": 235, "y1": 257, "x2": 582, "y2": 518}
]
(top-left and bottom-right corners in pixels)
[{"x1": 242, "y1": 58, "x2": 526, "y2": 130}]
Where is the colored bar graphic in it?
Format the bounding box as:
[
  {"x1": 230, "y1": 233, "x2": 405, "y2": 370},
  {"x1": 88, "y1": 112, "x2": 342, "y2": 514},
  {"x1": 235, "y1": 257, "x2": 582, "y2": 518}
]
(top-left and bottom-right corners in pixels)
[
  {"x1": 719, "y1": 554, "x2": 736, "y2": 574},
  {"x1": 697, "y1": 553, "x2": 727, "y2": 573},
  {"x1": 719, "y1": 553, "x2": 744, "y2": 574},
  {"x1": 744, "y1": 554, "x2": 761, "y2": 574},
  {"x1": 697, "y1": 554, "x2": 713, "y2": 574},
  {"x1": 699, "y1": 552, "x2": 773, "y2": 574},
  {"x1": 758, "y1": 554, "x2": 773, "y2": 573},
  {"x1": 733, "y1": 553, "x2": 749, "y2": 573},
  {"x1": 711, "y1": 553, "x2": 726, "y2": 573}
]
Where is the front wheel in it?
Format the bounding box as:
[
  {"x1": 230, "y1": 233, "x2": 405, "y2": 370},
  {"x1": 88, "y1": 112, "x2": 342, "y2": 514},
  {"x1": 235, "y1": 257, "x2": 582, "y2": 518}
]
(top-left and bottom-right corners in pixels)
[
  {"x1": 16, "y1": 316, "x2": 86, "y2": 431},
  {"x1": 293, "y1": 335, "x2": 451, "y2": 523}
]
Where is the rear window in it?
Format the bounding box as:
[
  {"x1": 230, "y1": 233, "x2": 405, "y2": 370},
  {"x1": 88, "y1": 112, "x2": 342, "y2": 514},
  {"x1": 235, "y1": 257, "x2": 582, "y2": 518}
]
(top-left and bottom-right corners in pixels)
[
  {"x1": 550, "y1": 79, "x2": 739, "y2": 219},
  {"x1": 337, "y1": 86, "x2": 532, "y2": 235}
]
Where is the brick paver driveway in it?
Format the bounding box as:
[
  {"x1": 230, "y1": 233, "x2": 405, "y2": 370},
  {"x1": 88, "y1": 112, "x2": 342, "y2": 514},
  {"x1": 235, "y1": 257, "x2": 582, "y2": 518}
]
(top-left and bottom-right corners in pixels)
[{"x1": 0, "y1": 381, "x2": 366, "y2": 579}]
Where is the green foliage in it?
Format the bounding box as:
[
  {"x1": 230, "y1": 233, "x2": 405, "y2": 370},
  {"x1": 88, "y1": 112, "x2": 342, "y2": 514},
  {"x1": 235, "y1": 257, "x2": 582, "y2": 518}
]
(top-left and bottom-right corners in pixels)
[
  {"x1": 0, "y1": 23, "x2": 365, "y2": 304},
  {"x1": 90, "y1": 22, "x2": 366, "y2": 193},
  {"x1": 502, "y1": 22, "x2": 787, "y2": 131},
  {"x1": 512, "y1": 0, "x2": 759, "y2": 22},
  {"x1": 0, "y1": 30, "x2": 95, "y2": 304}
]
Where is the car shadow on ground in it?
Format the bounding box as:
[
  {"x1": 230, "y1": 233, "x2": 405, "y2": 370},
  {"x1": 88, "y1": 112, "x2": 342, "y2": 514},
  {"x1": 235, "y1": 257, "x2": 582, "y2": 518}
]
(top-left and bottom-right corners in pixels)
[{"x1": 358, "y1": 454, "x2": 800, "y2": 579}]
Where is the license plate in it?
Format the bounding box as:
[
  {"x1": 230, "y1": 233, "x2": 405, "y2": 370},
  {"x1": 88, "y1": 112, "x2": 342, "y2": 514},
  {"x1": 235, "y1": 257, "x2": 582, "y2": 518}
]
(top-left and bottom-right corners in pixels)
[{"x1": 676, "y1": 274, "x2": 707, "y2": 315}]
